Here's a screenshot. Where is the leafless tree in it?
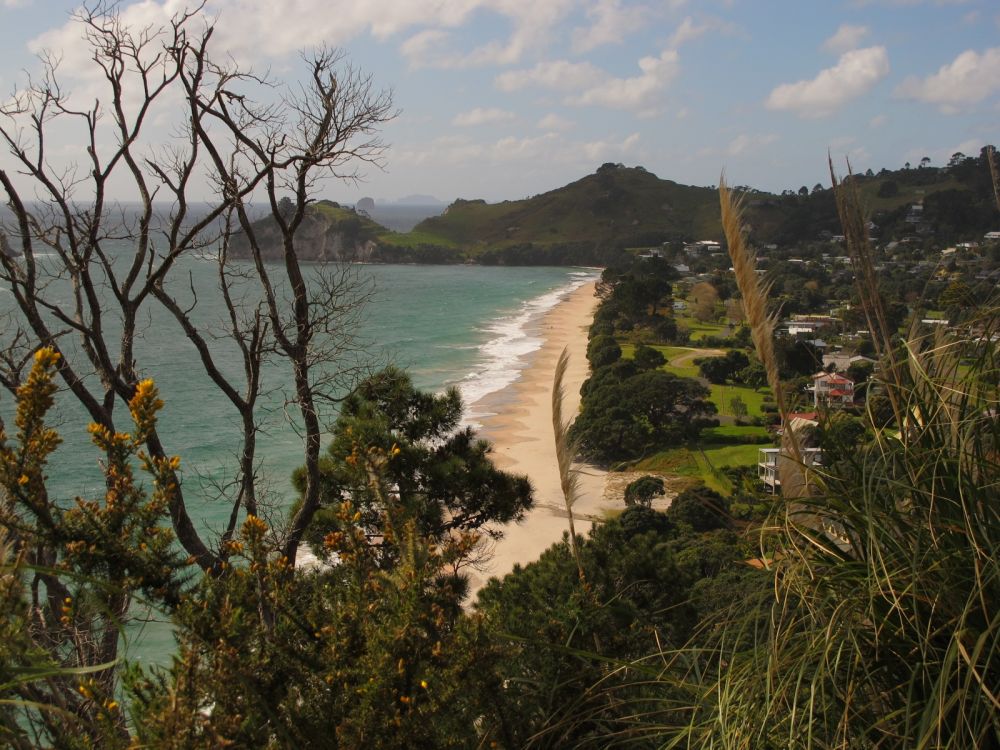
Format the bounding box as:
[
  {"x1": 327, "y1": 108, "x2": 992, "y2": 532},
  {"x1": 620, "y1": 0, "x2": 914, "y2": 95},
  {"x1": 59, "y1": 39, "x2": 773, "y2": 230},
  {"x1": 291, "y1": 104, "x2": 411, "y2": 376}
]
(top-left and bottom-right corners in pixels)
[{"x1": 0, "y1": 0, "x2": 394, "y2": 698}]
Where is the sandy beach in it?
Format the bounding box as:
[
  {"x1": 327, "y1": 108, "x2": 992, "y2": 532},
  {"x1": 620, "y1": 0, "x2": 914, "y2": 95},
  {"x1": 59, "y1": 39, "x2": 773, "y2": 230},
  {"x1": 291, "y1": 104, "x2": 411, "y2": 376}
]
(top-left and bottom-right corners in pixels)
[{"x1": 466, "y1": 280, "x2": 613, "y2": 596}]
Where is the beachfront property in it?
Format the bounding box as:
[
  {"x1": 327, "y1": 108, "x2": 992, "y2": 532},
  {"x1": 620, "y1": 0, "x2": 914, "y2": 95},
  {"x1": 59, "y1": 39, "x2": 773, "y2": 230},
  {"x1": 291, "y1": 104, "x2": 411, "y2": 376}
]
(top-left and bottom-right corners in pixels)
[
  {"x1": 810, "y1": 371, "x2": 855, "y2": 408},
  {"x1": 758, "y1": 447, "x2": 823, "y2": 493}
]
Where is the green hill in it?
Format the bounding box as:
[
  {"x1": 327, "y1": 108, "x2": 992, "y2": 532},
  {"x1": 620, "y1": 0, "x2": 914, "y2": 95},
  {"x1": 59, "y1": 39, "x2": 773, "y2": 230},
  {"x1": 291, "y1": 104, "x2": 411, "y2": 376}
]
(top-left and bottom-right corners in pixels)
[{"x1": 232, "y1": 150, "x2": 998, "y2": 265}]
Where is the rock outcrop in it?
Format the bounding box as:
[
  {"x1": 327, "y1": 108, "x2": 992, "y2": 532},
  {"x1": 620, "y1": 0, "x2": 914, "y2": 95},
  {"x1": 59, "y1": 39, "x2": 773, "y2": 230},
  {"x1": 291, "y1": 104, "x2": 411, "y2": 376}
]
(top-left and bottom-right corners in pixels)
[{"x1": 229, "y1": 201, "x2": 382, "y2": 262}]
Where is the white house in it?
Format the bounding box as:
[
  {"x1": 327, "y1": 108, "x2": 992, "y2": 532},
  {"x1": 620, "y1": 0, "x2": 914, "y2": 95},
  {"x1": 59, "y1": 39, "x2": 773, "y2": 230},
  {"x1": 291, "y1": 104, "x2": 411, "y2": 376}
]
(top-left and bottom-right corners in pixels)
[
  {"x1": 758, "y1": 447, "x2": 823, "y2": 493},
  {"x1": 810, "y1": 372, "x2": 855, "y2": 408}
]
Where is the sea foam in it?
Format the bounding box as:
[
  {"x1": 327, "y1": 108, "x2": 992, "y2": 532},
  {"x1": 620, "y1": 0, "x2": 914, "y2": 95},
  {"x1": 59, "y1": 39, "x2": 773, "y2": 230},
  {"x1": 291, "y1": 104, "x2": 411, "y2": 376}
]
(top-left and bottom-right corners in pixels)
[{"x1": 455, "y1": 270, "x2": 598, "y2": 426}]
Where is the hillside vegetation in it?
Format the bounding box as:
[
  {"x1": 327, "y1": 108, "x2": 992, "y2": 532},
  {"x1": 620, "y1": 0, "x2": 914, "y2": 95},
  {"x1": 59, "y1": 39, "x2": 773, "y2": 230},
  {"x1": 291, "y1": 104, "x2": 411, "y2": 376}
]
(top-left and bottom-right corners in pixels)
[{"x1": 237, "y1": 152, "x2": 999, "y2": 265}]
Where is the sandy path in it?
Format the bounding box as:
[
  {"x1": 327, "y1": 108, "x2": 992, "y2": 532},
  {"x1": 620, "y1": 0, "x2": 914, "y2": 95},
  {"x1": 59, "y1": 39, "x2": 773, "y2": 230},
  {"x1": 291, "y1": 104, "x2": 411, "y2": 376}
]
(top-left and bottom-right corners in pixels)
[{"x1": 466, "y1": 281, "x2": 611, "y2": 597}]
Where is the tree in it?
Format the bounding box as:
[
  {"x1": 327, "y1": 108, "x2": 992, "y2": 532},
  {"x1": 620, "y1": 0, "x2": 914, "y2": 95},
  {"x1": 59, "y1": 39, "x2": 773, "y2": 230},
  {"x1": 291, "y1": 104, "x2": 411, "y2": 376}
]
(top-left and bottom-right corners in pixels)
[
  {"x1": 633, "y1": 344, "x2": 666, "y2": 371},
  {"x1": 571, "y1": 369, "x2": 716, "y2": 463},
  {"x1": 0, "y1": 5, "x2": 394, "y2": 578},
  {"x1": 587, "y1": 335, "x2": 623, "y2": 368},
  {"x1": 697, "y1": 351, "x2": 749, "y2": 384},
  {"x1": 738, "y1": 361, "x2": 768, "y2": 390},
  {"x1": 624, "y1": 476, "x2": 666, "y2": 507},
  {"x1": 948, "y1": 152, "x2": 967, "y2": 168},
  {"x1": 298, "y1": 367, "x2": 533, "y2": 565},
  {"x1": 877, "y1": 180, "x2": 899, "y2": 198},
  {"x1": 729, "y1": 396, "x2": 748, "y2": 419},
  {"x1": 691, "y1": 282, "x2": 719, "y2": 323},
  {"x1": 666, "y1": 485, "x2": 730, "y2": 532},
  {"x1": 0, "y1": 350, "x2": 182, "y2": 744},
  {"x1": 0, "y1": 3, "x2": 393, "y2": 724},
  {"x1": 919, "y1": 156, "x2": 931, "y2": 168}
]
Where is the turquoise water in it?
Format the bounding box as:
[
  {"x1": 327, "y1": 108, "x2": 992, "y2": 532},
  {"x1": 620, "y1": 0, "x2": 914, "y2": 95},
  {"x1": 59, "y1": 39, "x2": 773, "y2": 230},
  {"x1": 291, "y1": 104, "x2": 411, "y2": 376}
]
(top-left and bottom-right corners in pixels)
[{"x1": 0, "y1": 259, "x2": 597, "y2": 662}]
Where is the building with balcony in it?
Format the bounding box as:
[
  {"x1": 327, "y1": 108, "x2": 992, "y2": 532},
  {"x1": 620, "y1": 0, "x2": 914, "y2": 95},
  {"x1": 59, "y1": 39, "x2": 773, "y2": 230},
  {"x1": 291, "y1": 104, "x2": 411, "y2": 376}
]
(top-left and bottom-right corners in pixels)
[{"x1": 758, "y1": 447, "x2": 823, "y2": 493}]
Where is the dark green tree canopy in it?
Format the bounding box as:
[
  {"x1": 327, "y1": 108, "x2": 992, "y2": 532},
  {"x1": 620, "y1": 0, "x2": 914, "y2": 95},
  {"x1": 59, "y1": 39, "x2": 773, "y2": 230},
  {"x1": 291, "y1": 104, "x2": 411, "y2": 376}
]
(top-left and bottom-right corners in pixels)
[
  {"x1": 297, "y1": 367, "x2": 533, "y2": 557},
  {"x1": 633, "y1": 344, "x2": 667, "y2": 371},
  {"x1": 666, "y1": 484, "x2": 731, "y2": 533},
  {"x1": 624, "y1": 475, "x2": 666, "y2": 507},
  {"x1": 571, "y1": 369, "x2": 716, "y2": 463}
]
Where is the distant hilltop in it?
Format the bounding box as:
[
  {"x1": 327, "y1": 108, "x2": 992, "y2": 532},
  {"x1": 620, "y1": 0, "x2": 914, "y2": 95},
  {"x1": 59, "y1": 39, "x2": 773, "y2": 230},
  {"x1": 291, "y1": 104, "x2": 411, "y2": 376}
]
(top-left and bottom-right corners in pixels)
[{"x1": 230, "y1": 152, "x2": 998, "y2": 266}]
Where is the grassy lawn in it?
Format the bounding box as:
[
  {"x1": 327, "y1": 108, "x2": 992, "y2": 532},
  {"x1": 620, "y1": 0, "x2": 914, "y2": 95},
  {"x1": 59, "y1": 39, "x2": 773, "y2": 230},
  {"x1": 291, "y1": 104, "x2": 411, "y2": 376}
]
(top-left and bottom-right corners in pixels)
[
  {"x1": 621, "y1": 343, "x2": 696, "y2": 368},
  {"x1": 702, "y1": 424, "x2": 770, "y2": 442},
  {"x1": 620, "y1": 343, "x2": 771, "y2": 416},
  {"x1": 631, "y1": 442, "x2": 763, "y2": 495},
  {"x1": 709, "y1": 383, "x2": 769, "y2": 416},
  {"x1": 678, "y1": 317, "x2": 727, "y2": 341}
]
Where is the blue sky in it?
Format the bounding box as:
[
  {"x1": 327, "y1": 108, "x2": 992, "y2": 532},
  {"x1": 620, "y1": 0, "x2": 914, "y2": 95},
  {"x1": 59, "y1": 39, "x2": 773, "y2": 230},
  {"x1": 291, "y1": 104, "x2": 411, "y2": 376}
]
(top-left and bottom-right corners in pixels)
[{"x1": 1, "y1": 0, "x2": 998, "y2": 203}]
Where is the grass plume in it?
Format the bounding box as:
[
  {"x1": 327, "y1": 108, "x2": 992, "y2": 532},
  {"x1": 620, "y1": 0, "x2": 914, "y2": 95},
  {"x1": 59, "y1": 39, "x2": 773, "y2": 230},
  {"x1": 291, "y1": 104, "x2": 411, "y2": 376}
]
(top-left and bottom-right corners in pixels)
[
  {"x1": 552, "y1": 345, "x2": 586, "y2": 584},
  {"x1": 719, "y1": 176, "x2": 807, "y2": 497}
]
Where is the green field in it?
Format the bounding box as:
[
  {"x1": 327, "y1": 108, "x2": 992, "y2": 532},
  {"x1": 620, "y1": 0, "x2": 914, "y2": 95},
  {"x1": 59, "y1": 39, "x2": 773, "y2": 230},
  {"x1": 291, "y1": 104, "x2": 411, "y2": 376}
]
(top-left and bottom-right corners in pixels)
[
  {"x1": 631, "y1": 442, "x2": 764, "y2": 495},
  {"x1": 677, "y1": 318, "x2": 727, "y2": 341},
  {"x1": 709, "y1": 383, "x2": 768, "y2": 416},
  {"x1": 701, "y1": 425, "x2": 770, "y2": 442}
]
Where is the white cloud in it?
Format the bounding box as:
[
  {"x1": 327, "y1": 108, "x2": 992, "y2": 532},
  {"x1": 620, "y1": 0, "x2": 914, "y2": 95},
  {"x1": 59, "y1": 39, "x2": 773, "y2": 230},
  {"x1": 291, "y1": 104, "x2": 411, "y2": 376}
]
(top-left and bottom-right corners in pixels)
[
  {"x1": 870, "y1": 113, "x2": 888, "y2": 127},
  {"x1": 667, "y1": 15, "x2": 740, "y2": 48},
  {"x1": 568, "y1": 48, "x2": 679, "y2": 114},
  {"x1": 495, "y1": 60, "x2": 606, "y2": 92},
  {"x1": 399, "y1": 30, "x2": 450, "y2": 62},
  {"x1": 536, "y1": 113, "x2": 574, "y2": 130},
  {"x1": 29, "y1": 0, "x2": 573, "y2": 72},
  {"x1": 571, "y1": 0, "x2": 647, "y2": 53},
  {"x1": 894, "y1": 48, "x2": 1000, "y2": 112},
  {"x1": 766, "y1": 46, "x2": 889, "y2": 118},
  {"x1": 399, "y1": 0, "x2": 575, "y2": 68},
  {"x1": 452, "y1": 107, "x2": 515, "y2": 126},
  {"x1": 498, "y1": 47, "x2": 678, "y2": 114},
  {"x1": 727, "y1": 133, "x2": 778, "y2": 156},
  {"x1": 822, "y1": 24, "x2": 870, "y2": 54},
  {"x1": 394, "y1": 130, "x2": 640, "y2": 168}
]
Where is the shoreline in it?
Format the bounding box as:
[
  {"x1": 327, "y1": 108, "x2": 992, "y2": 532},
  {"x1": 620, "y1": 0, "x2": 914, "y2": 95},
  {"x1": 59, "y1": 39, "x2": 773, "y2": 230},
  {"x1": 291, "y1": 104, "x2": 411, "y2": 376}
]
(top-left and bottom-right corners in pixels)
[{"x1": 466, "y1": 280, "x2": 612, "y2": 597}]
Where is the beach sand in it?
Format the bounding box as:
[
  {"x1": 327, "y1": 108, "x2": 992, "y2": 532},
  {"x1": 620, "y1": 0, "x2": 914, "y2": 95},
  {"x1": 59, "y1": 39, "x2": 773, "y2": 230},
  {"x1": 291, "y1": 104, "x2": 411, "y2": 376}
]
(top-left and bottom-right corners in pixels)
[{"x1": 466, "y1": 281, "x2": 612, "y2": 597}]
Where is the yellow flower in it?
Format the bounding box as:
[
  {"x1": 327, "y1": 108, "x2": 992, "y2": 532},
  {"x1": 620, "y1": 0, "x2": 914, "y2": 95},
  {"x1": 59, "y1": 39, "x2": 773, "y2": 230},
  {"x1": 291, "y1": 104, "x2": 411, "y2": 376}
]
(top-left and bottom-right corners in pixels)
[
  {"x1": 420, "y1": 679, "x2": 428, "y2": 689},
  {"x1": 34, "y1": 347, "x2": 60, "y2": 368}
]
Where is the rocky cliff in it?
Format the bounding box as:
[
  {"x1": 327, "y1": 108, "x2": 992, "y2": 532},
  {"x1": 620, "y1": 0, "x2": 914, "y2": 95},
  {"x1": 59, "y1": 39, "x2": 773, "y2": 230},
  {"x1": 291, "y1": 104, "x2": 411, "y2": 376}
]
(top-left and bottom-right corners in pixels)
[{"x1": 229, "y1": 201, "x2": 383, "y2": 262}]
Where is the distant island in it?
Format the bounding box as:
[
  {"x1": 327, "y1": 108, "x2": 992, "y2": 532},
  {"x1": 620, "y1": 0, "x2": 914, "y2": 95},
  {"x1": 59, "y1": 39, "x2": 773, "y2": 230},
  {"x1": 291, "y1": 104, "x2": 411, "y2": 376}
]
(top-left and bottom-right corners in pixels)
[{"x1": 232, "y1": 154, "x2": 999, "y2": 266}]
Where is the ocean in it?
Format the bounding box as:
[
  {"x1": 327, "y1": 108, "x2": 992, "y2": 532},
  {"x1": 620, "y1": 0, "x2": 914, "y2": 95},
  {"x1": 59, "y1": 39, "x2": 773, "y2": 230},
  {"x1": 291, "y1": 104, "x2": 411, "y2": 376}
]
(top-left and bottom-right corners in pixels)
[{"x1": 0, "y1": 258, "x2": 597, "y2": 662}]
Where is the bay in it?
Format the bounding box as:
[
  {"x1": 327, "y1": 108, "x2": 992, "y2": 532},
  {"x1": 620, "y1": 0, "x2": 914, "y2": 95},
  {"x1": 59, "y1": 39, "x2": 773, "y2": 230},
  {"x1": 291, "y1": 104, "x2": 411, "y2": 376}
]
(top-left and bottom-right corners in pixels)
[{"x1": 1, "y1": 258, "x2": 597, "y2": 662}]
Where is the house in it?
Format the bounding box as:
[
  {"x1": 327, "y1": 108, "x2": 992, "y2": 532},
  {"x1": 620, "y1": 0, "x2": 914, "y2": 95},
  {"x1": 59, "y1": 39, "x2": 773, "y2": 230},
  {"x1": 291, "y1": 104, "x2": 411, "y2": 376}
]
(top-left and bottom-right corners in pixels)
[
  {"x1": 684, "y1": 240, "x2": 721, "y2": 255},
  {"x1": 984, "y1": 231, "x2": 1000, "y2": 241},
  {"x1": 810, "y1": 371, "x2": 854, "y2": 408},
  {"x1": 758, "y1": 447, "x2": 823, "y2": 493}
]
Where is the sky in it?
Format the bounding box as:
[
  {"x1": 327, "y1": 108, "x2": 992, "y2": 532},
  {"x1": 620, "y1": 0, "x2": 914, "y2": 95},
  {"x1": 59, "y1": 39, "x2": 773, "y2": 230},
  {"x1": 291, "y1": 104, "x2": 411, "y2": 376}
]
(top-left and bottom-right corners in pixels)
[{"x1": 0, "y1": 0, "x2": 998, "y2": 204}]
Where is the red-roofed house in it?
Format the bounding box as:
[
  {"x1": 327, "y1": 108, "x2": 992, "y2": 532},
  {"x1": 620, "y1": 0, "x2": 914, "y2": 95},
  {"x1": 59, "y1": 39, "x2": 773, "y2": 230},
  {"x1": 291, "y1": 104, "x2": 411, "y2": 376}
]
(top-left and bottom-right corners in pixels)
[{"x1": 811, "y1": 372, "x2": 854, "y2": 408}]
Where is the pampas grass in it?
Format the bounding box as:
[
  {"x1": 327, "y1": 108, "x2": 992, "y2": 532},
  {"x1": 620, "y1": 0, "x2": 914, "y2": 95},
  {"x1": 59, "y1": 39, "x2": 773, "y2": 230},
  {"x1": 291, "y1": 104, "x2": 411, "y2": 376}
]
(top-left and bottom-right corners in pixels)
[
  {"x1": 668, "y1": 164, "x2": 1000, "y2": 749},
  {"x1": 552, "y1": 345, "x2": 586, "y2": 584},
  {"x1": 719, "y1": 176, "x2": 807, "y2": 498}
]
